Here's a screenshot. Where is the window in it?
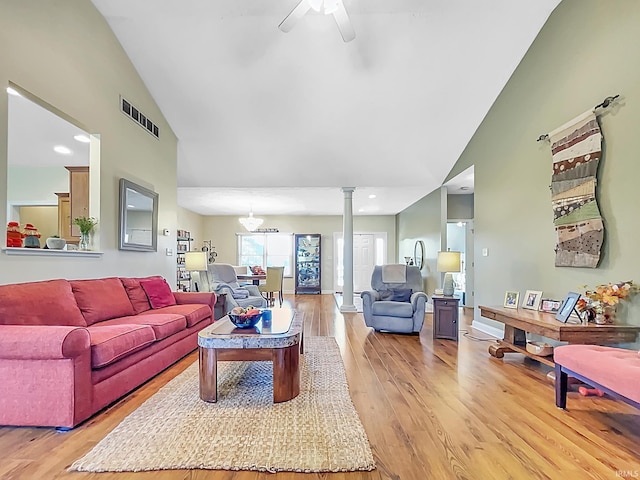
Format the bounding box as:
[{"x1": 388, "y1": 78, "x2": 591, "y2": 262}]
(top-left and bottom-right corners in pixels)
[{"x1": 238, "y1": 233, "x2": 293, "y2": 276}]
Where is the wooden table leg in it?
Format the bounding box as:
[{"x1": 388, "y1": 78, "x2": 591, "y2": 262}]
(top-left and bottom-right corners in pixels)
[
  {"x1": 489, "y1": 341, "x2": 514, "y2": 358},
  {"x1": 199, "y1": 347, "x2": 218, "y2": 402},
  {"x1": 272, "y1": 344, "x2": 300, "y2": 403}
]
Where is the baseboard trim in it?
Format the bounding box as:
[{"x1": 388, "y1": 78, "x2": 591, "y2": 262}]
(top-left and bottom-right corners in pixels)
[{"x1": 470, "y1": 320, "x2": 502, "y2": 339}]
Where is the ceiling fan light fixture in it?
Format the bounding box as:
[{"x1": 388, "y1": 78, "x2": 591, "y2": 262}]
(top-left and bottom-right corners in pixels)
[
  {"x1": 323, "y1": 0, "x2": 339, "y2": 15},
  {"x1": 239, "y1": 211, "x2": 264, "y2": 232}
]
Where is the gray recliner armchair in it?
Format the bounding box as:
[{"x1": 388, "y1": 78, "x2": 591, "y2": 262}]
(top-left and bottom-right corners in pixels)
[
  {"x1": 205, "y1": 263, "x2": 266, "y2": 313},
  {"x1": 360, "y1": 265, "x2": 428, "y2": 333}
]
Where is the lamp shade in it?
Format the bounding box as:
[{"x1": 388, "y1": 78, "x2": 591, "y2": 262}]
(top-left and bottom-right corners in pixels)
[
  {"x1": 184, "y1": 251, "x2": 208, "y2": 271},
  {"x1": 437, "y1": 251, "x2": 461, "y2": 273}
]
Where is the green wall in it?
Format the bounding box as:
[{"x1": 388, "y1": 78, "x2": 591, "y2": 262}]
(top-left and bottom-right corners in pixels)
[
  {"x1": 202, "y1": 215, "x2": 397, "y2": 293},
  {"x1": 0, "y1": 0, "x2": 179, "y2": 285},
  {"x1": 443, "y1": 0, "x2": 640, "y2": 335},
  {"x1": 397, "y1": 189, "x2": 443, "y2": 294}
]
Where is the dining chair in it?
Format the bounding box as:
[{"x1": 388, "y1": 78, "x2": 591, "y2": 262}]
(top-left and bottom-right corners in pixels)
[{"x1": 258, "y1": 266, "x2": 285, "y2": 306}]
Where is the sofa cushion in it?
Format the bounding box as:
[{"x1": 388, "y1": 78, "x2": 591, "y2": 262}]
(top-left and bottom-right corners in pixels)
[
  {"x1": 87, "y1": 324, "x2": 156, "y2": 368},
  {"x1": 71, "y1": 278, "x2": 136, "y2": 326},
  {"x1": 372, "y1": 301, "x2": 414, "y2": 317},
  {"x1": 0, "y1": 279, "x2": 86, "y2": 326},
  {"x1": 140, "y1": 303, "x2": 211, "y2": 328},
  {"x1": 120, "y1": 276, "x2": 164, "y2": 314},
  {"x1": 98, "y1": 314, "x2": 186, "y2": 341},
  {"x1": 140, "y1": 278, "x2": 177, "y2": 309}
]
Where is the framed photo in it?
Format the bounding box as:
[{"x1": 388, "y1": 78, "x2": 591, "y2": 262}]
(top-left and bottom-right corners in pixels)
[
  {"x1": 522, "y1": 290, "x2": 543, "y2": 310},
  {"x1": 556, "y1": 292, "x2": 581, "y2": 323},
  {"x1": 503, "y1": 291, "x2": 520, "y2": 309},
  {"x1": 540, "y1": 298, "x2": 562, "y2": 313}
]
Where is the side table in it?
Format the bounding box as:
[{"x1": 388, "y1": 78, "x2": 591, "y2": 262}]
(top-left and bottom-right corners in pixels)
[{"x1": 432, "y1": 295, "x2": 460, "y2": 341}]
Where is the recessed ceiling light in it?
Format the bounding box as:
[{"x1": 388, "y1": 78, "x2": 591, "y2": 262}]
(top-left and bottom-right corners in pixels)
[
  {"x1": 53, "y1": 145, "x2": 72, "y2": 155},
  {"x1": 368, "y1": 194, "x2": 376, "y2": 199},
  {"x1": 6, "y1": 87, "x2": 20, "y2": 97},
  {"x1": 73, "y1": 134, "x2": 90, "y2": 143},
  {"x1": 358, "y1": 208, "x2": 365, "y2": 212}
]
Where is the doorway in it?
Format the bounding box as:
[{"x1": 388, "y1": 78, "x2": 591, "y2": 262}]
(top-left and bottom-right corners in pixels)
[
  {"x1": 333, "y1": 232, "x2": 386, "y2": 293},
  {"x1": 446, "y1": 220, "x2": 474, "y2": 307}
]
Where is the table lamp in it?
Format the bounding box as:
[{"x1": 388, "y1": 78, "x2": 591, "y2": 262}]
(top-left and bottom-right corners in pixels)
[
  {"x1": 437, "y1": 251, "x2": 461, "y2": 296},
  {"x1": 184, "y1": 251, "x2": 208, "y2": 292}
]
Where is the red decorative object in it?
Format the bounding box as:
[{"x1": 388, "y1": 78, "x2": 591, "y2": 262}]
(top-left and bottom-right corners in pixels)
[{"x1": 6, "y1": 222, "x2": 24, "y2": 247}]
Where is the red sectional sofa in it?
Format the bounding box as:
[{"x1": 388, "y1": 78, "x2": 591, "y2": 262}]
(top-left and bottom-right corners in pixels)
[
  {"x1": 554, "y1": 344, "x2": 640, "y2": 410},
  {"x1": 0, "y1": 276, "x2": 215, "y2": 429}
]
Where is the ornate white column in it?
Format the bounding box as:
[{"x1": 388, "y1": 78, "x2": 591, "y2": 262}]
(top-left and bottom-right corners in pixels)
[{"x1": 340, "y1": 187, "x2": 357, "y2": 312}]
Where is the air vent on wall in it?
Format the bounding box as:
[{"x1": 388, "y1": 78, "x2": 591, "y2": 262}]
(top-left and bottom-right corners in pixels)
[{"x1": 120, "y1": 96, "x2": 159, "y2": 139}]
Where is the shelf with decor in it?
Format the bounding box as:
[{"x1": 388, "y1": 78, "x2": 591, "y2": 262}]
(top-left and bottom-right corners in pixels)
[{"x1": 176, "y1": 230, "x2": 192, "y2": 291}]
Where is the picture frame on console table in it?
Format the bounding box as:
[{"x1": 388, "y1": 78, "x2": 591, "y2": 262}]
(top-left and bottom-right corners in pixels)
[
  {"x1": 522, "y1": 290, "x2": 543, "y2": 310},
  {"x1": 556, "y1": 292, "x2": 581, "y2": 323},
  {"x1": 540, "y1": 298, "x2": 561, "y2": 313},
  {"x1": 503, "y1": 291, "x2": 520, "y2": 309}
]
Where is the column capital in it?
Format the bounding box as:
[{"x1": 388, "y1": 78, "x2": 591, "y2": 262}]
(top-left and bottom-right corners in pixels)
[{"x1": 341, "y1": 187, "x2": 356, "y2": 194}]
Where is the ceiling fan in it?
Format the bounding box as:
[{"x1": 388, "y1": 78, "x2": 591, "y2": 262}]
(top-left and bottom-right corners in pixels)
[{"x1": 279, "y1": 0, "x2": 356, "y2": 43}]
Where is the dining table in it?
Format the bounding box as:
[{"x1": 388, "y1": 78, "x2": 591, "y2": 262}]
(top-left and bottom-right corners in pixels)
[{"x1": 237, "y1": 274, "x2": 266, "y2": 286}]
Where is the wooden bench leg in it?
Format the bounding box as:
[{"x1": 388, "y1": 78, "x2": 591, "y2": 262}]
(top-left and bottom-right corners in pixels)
[{"x1": 555, "y1": 363, "x2": 568, "y2": 409}]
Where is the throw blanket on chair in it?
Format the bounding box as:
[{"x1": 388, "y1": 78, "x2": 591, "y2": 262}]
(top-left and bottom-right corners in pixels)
[
  {"x1": 548, "y1": 109, "x2": 604, "y2": 268},
  {"x1": 381, "y1": 264, "x2": 407, "y2": 283},
  {"x1": 231, "y1": 287, "x2": 249, "y2": 299}
]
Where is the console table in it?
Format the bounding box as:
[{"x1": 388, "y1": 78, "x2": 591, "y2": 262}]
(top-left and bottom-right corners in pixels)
[{"x1": 479, "y1": 305, "x2": 640, "y2": 367}]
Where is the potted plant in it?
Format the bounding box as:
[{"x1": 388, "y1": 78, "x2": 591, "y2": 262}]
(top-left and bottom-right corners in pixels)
[{"x1": 73, "y1": 216, "x2": 98, "y2": 250}]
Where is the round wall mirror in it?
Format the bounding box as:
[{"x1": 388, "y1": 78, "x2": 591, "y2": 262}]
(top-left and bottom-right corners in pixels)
[{"x1": 414, "y1": 240, "x2": 425, "y2": 270}]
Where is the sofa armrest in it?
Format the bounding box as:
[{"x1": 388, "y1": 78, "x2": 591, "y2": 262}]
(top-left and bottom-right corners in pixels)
[
  {"x1": 0, "y1": 325, "x2": 90, "y2": 360},
  {"x1": 244, "y1": 285, "x2": 262, "y2": 297},
  {"x1": 173, "y1": 291, "x2": 216, "y2": 312},
  {"x1": 411, "y1": 291, "x2": 428, "y2": 310}
]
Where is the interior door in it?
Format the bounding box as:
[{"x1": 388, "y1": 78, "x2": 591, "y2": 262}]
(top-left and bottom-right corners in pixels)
[{"x1": 353, "y1": 234, "x2": 374, "y2": 292}]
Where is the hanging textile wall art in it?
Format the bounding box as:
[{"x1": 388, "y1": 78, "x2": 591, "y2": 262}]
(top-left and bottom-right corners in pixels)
[{"x1": 548, "y1": 110, "x2": 604, "y2": 268}]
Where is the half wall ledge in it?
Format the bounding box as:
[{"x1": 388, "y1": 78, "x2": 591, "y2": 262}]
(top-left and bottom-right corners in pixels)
[{"x1": 2, "y1": 247, "x2": 103, "y2": 258}]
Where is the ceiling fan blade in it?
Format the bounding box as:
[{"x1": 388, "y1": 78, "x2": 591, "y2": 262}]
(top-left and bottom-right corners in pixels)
[
  {"x1": 331, "y1": 1, "x2": 355, "y2": 42},
  {"x1": 279, "y1": 0, "x2": 312, "y2": 33}
]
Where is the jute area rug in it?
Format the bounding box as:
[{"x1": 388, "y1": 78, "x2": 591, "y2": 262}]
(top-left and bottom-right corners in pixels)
[{"x1": 70, "y1": 336, "x2": 375, "y2": 473}]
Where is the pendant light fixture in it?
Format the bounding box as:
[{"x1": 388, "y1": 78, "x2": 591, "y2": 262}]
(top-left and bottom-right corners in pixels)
[{"x1": 239, "y1": 209, "x2": 263, "y2": 232}]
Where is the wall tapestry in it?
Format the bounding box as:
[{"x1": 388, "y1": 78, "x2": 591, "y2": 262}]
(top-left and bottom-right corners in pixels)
[{"x1": 548, "y1": 110, "x2": 603, "y2": 268}]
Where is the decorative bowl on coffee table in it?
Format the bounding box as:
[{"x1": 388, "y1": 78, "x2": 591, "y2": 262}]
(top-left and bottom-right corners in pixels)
[{"x1": 228, "y1": 312, "x2": 262, "y2": 329}]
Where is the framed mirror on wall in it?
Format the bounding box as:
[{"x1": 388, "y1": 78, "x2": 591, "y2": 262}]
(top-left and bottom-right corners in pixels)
[
  {"x1": 118, "y1": 178, "x2": 158, "y2": 251},
  {"x1": 414, "y1": 240, "x2": 425, "y2": 270}
]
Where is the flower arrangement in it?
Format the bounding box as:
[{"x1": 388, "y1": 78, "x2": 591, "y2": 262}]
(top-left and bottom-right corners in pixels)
[
  {"x1": 576, "y1": 281, "x2": 639, "y2": 322},
  {"x1": 73, "y1": 216, "x2": 98, "y2": 235}
]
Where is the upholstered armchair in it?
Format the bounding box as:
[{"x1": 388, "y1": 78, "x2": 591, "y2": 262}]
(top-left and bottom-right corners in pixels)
[
  {"x1": 360, "y1": 265, "x2": 428, "y2": 333},
  {"x1": 205, "y1": 263, "x2": 266, "y2": 313}
]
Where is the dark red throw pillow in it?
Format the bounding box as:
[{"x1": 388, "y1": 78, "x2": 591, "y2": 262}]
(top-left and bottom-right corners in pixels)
[{"x1": 140, "y1": 278, "x2": 177, "y2": 309}]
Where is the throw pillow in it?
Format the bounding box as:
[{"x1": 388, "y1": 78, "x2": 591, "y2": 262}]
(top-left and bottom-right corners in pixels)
[
  {"x1": 378, "y1": 289, "x2": 412, "y2": 302},
  {"x1": 140, "y1": 278, "x2": 177, "y2": 309},
  {"x1": 390, "y1": 288, "x2": 413, "y2": 302},
  {"x1": 378, "y1": 290, "x2": 394, "y2": 301}
]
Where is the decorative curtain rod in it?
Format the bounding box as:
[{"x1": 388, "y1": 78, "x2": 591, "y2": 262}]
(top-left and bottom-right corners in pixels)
[{"x1": 536, "y1": 94, "x2": 620, "y2": 142}]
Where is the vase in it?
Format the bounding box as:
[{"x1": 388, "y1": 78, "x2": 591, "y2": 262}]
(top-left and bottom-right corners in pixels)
[
  {"x1": 594, "y1": 306, "x2": 615, "y2": 324},
  {"x1": 79, "y1": 232, "x2": 90, "y2": 251}
]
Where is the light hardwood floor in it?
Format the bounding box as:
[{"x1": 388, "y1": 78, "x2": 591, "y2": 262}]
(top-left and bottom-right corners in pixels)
[{"x1": 1, "y1": 294, "x2": 639, "y2": 480}]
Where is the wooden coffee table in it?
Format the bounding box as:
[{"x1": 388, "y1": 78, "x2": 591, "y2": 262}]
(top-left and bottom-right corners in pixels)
[
  {"x1": 197, "y1": 308, "x2": 303, "y2": 403},
  {"x1": 479, "y1": 305, "x2": 640, "y2": 367}
]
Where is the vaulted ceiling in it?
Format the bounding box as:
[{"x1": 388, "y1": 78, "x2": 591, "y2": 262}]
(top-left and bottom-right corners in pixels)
[{"x1": 91, "y1": 0, "x2": 561, "y2": 215}]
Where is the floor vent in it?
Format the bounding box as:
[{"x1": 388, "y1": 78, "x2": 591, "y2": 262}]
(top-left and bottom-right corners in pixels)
[{"x1": 120, "y1": 96, "x2": 159, "y2": 139}]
